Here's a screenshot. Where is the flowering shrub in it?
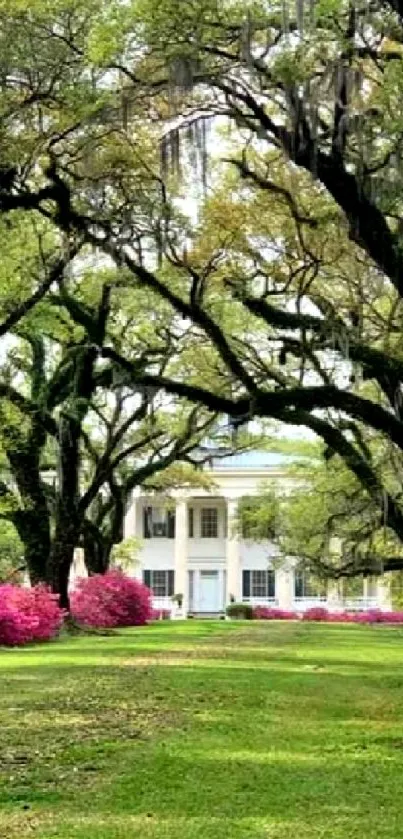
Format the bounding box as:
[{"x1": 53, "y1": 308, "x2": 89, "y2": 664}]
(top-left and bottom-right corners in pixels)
[
  {"x1": 250, "y1": 605, "x2": 403, "y2": 624},
  {"x1": 326, "y1": 612, "x2": 354, "y2": 623},
  {"x1": 71, "y1": 570, "x2": 152, "y2": 628},
  {"x1": 0, "y1": 584, "x2": 64, "y2": 647},
  {"x1": 302, "y1": 607, "x2": 330, "y2": 622},
  {"x1": 253, "y1": 606, "x2": 298, "y2": 620},
  {"x1": 351, "y1": 610, "x2": 403, "y2": 624}
]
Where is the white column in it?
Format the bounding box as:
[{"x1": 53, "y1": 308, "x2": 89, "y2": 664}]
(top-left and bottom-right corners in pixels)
[
  {"x1": 363, "y1": 576, "x2": 370, "y2": 604},
  {"x1": 226, "y1": 499, "x2": 241, "y2": 602},
  {"x1": 123, "y1": 494, "x2": 142, "y2": 578},
  {"x1": 327, "y1": 579, "x2": 341, "y2": 612},
  {"x1": 377, "y1": 575, "x2": 391, "y2": 612},
  {"x1": 174, "y1": 499, "x2": 188, "y2": 611},
  {"x1": 276, "y1": 565, "x2": 293, "y2": 610},
  {"x1": 69, "y1": 548, "x2": 87, "y2": 593},
  {"x1": 123, "y1": 493, "x2": 137, "y2": 540}
]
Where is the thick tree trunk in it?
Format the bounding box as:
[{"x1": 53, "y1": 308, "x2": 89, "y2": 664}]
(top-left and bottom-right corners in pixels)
[
  {"x1": 82, "y1": 486, "x2": 125, "y2": 576},
  {"x1": 48, "y1": 412, "x2": 82, "y2": 611},
  {"x1": 10, "y1": 456, "x2": 52, "y2": 585},
  {"x1": 47, "y1": 519, "x2": 77, "y2": 610},
  {"x1": 83, "y1": 523, "x2": 111, "y2": 575},
  {"x1": 16, "y1": 511, "x2": 51, "y2": 585}
]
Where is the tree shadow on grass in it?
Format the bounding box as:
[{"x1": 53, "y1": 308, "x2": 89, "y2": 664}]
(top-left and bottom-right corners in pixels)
[{"x1": 1, "y1": 625, "x2": 403, "y2": 838}]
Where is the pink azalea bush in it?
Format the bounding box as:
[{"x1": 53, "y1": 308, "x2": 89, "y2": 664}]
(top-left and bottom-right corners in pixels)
[
  {"x1": 253, "y1": 606, "x2": 298, "y2": 620},
  {"x1": 351, "y1": 610, "x2": 403, "y2": 624},
  {"x1": 70, "y1": 570, "x2": 152, "y2": 628},
  {"x1": 302, "y1": 607, "x2": 330, "y2": 622},
  {"x1": 0, "y1": 584, "x2": 64, "y2": 646},
  {"x1": 251, "y1": 605, "x2": 403, "y2": 624}
]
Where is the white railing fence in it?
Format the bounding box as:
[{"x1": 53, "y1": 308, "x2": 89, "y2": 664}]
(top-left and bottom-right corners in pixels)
[
  {"x1": 152, "y1": 597, "x2": 172, "y2": 615},
  {"x1": 342, "y1": 597, "x2": 379, "y2": 612},
  {"x1": 242, "y1": 597, "x2": 277, "y2": 607}
]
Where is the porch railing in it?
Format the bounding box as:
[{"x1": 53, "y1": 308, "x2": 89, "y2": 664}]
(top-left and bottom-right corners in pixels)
[
  {"x1": 152, "y1": 597, "x2": 172, "y2": 615},
  {"x1": 242, "y1": 597, "x2": 277, "y2": 607},
  {"x1": 342, "y1": 597, "x2": 379, "y2": 612},
  {"x1": 293, "y1": 596, "x2": 328, "y2": 611}
]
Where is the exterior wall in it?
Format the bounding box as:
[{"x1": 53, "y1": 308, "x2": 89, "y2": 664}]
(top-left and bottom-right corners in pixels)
[{"x1": 239, "y1": 540, "x2": 278, "y2": 567}]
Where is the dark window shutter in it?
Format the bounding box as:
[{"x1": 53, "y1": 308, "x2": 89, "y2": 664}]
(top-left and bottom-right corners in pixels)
[
  {"x1": 168, "y1": 570, "x2": 175, "y2": 596},
  {"x1": 143, "y1": 570, "x2": 151, "y2": 590},
  {"x1": 167, "y1": 510, "x2": 175, "y2": 539},
  {"x1": 242, "y1": 570, "x2": 250, "y2": 598},
  {"x1": 188, "y1": 507, "x2": 194, "y2": 538},
  {"x1": 143, "y1": 506, "x2": 152, "y2": 539},
  {"x1": 295, "y1": 570, "x2": 303, "y2": 598},
  {"x1": 268, "y1": 570, "x2": 275, "y2": 598}
]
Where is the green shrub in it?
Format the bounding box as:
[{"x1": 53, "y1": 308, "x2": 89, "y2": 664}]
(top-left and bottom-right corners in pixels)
[{"x1": 226, "y1": 602, "x2": 253, "y2": 620}]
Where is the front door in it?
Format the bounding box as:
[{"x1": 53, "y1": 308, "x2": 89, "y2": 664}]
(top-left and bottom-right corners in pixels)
[{"x1": 198, "y1": 570, "x2": 220, "y2": 612}]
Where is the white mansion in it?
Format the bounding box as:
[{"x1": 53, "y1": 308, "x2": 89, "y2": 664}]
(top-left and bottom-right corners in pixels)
[{"x1": 118, "y1": 451, "x2": 392, "y2": 616}]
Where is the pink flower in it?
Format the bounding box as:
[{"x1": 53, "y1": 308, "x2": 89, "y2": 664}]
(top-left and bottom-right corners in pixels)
[{"x1": 252, "y1": 606, "x2": 298, "y2": 620}]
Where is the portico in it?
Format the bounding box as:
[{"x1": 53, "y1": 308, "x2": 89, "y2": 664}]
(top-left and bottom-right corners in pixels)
[{"x1": 125, "y1": 455, "x2": 392, "y2": 615}]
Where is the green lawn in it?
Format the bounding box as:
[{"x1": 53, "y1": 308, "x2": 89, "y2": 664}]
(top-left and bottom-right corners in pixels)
[{"x1": 1, "y1": 621, "x2": 403, "y2": 839}]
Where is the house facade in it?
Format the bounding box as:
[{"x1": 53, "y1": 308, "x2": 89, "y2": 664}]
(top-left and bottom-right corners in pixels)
[{"x1": 121, "y1": 451, "x2": 392, "y2": 616}]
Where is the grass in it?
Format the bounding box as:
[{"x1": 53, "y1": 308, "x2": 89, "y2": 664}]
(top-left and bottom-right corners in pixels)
[{"x1": 1, "y1": 621, "x2": 403, "y2": 838}]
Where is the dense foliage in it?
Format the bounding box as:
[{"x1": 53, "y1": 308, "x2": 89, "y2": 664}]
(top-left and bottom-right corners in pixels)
[
  {"x1": 70, "y1": 570, "x2": 152, "y2": 628},
  {"x1": 2, "y1": 0, "x2": 403, "y2": 589},
  {"x1": 0, "y1": 584, "x2": 64, "y2": 646}
]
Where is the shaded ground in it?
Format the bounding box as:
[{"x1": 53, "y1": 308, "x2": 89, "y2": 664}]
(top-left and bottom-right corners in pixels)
[{"x1": 1, "y1": 620, "x2": 403, "y2": 838}]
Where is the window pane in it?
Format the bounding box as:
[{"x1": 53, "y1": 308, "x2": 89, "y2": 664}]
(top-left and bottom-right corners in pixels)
[
  {"x1": 167, "y1": 510, "x2": 175, "y2": 539},
  {"x1": 294, "y1": 569, "x2": 325, "y2": 598},
  {"x1": 143, "y1": 507, "x2": 152, "y2": 539},
  {"x1": 250, "y1": 570, "x2": 275, "y2": 598},
  {"x1": 294, "y1": 570, "x2": 304, "y2": 598},
  {"x1": 151, "y1": 570, "x2": 168, "y2": 597},
  {"x1": 201, "y1": 507, "x2": 218, "y2": 538},
  {"x1": 151, "y1": 508, "x2": 167, "y2": 537},
  {"x1": 251, "y1": 570, "x2": 267, "y2": 597}
]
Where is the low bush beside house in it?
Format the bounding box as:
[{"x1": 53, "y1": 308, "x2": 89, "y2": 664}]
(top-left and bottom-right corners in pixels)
[
  {"x1": 351, "y1": 609, "x2": 403, "y2": 624},
  {"x1": 0, "y1": 584, "x2": 64, "y2": 646},
  {"x1": 302, "y1": 607, "x2": 330, "y2": 622},
  {"x1": 251, "y1": 606, "x2": 403, "y2": 624},
  {"x1": 71, "y1": 570, "x2": 152, "y2": 629},
  {"x1": 226, "y1": 602, "x2": 253, "y2": 620}
]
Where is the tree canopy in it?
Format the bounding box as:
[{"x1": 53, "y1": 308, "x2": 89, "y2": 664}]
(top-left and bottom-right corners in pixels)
[{"x1": 2, "y1": 0, "x2": 403, "y2": 587}]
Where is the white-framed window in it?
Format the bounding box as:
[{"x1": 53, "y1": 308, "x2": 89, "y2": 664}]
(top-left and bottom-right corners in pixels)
[
  {"x1": 143, "y1": 506, "x2": 175, "y2": 539},
  {"x1": 201, "y1": 507, "x2": 218, "y2": 538},
  {"x1": 143, "y1": 569, "x2": 174, "y2": 597},
  {"x1": 294, "y1": 568, "x2": 326, "y2": 598},
  {"x1": 251, "y1": 570, "x2": 275, "y2": 598}
]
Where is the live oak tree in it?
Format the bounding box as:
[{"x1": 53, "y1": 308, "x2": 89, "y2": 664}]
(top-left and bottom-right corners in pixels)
[{"x1": 0, "y1": 212, "x2": 227, "y2": 605}]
